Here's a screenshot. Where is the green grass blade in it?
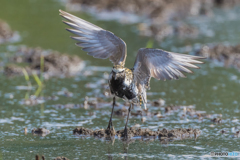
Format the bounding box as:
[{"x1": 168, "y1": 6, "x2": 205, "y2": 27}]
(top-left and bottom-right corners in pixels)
[
  {"x1": 22, "y1": 68, "x2": 29, "y2": 81},
  {"x1": 32, "y1": 72, "x2": 42, "y2": 87},
  {"x1": 146, "y1": 39, "x2": 154, "y2": 48},
  {"x1": 40, "y1": 54, "x2": 44, "y2": 82}
]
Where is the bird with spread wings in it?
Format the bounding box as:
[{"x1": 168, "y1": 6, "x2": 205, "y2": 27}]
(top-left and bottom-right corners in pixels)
[{"x1": 59, "y1": 10, "x2": 205, "y2": 137}]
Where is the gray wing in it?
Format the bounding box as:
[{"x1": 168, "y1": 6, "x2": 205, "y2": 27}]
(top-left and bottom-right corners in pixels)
[
  {"x1": 59, "y1": 10, "x2": 127, "y2": 66},
  {"x1": 133, "y1": 48, "x2": 205, "y2": 108}
]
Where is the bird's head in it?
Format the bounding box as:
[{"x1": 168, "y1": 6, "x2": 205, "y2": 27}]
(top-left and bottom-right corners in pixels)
[{"x1": 112, "y1": 65, "x2": 124, "y2": 73}]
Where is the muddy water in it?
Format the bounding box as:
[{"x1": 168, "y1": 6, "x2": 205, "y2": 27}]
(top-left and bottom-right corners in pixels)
[{"x1": 1, "y1": 0, "x2": 240, "y2": 159}]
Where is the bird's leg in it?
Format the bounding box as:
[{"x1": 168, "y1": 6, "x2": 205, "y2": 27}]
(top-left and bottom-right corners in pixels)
[
  {"x1": 124, "y1": 103, "x2": 132, "y2": 138},
  {"x1": 107, "y1": 97, "x2": 115, "y2": 130}
]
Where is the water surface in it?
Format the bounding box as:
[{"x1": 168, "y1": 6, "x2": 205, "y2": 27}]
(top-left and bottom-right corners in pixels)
[{"x1": 1, "y1": 0, "x2": 240, "y2": 159}]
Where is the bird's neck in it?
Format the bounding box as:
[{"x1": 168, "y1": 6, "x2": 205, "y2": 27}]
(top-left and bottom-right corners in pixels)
[{"x1": 111, "y1": 69, "x2": 125, "y2": 80}]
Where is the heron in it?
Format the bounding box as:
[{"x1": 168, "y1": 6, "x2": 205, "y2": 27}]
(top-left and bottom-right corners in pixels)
[{"x1": 59, "y1": 10, "x2": 205, "y2": 138}]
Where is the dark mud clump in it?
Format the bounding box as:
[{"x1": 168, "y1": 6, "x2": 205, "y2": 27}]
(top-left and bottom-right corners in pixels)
[
  {"x1": 116, "y1": 127, "x2": 200, "y2": 140},
  {"x1": 0, "y1": 20, "x2": 20, "y2": 44},
  {"x1": 116, "y1": 127, "x2": 160, "y2": 139},
  {"x1": 54, "y1": 157, "x2": 69, "y2": 160},
  {"x1": 158, "y1": 128, "x2": 201, "y2": 140},
  {"x1": 151, "y1": 98, "x2": 165, "y2": 107},
  {"x1": 73, "y1": 127, "x2": 201, "y2": 140},
  {"x1": 211, "y1": 118, "x2": 222, "y2": 124},
  {"x1": 32, "y1": 128, "x2": 50, "y2": 136},
  {"x1": 4, "y1": 46, "x2": 85, "y2": 78},
  {"x1": 73, "y1": 127, "x2": 94, "y2": 135},
  {"x1": 195, "y1": 44, "x2": 240, "y2": 71},
  {"x1": 73, "y1": 127, "x2": 115, "y2": 137}
]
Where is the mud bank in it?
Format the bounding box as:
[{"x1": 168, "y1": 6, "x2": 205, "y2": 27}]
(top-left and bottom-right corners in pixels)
[
  {"x1": 73, "y1": 127, "x2": 200, "y2": 140},
  {"x1": 195, "y1": 44, "x2": 240, "y2": 70},
  {"x1": 0, "y1": 20, "x2": 20, "y2": 44},
  {"x1": 4, "y1": 46, "x2": 85, "y2": 78},
  {"x1": 64, "y1": 0, "x2": 240, "y2": 41}
]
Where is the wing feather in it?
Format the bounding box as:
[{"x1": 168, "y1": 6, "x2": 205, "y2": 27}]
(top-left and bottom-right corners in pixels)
[
  {"x1": 60, "y1": 10, "x2": 127, "y2": 66},
  {"x1": 133, "y1": 48, "x2": 205, "y2": 106}
]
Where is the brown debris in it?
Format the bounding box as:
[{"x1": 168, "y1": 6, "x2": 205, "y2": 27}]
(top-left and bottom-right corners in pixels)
[
  {"x1": 5, "y1": 46, "x2": 85, "y2": 78},
  {"x1": 195, "y1": 44, "x2": 240, "y2": 70}
]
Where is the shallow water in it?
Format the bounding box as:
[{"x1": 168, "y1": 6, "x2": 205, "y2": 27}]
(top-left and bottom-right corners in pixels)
[{"x1": 1, "y1": 0, "x2": 240, "y2": 159}]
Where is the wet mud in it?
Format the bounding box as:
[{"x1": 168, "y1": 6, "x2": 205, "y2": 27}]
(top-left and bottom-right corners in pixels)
[
  {"x1": 195, "y1": 44, "x2": 240, "y2": 71},
  {"x1": 73, "y1": 127, "x2": 116, "y2": 137},
  {"x1": 4, "y1": 46, "x2": 85, "y2": 78},
  {"x1": 64, "y1": 0, "x2": 240, "y2": 41},
  {"x1": 73, "y1": 127, "x2": 200, "y2": 141}
]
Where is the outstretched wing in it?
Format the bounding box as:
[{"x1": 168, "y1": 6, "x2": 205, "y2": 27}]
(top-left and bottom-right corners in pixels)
[
  {"x1": 59, "y1": 10, "x2": 127, "y2": 66},
  {"x1": 133, "y1": 48, "x2": 205, "y2": 108}
]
